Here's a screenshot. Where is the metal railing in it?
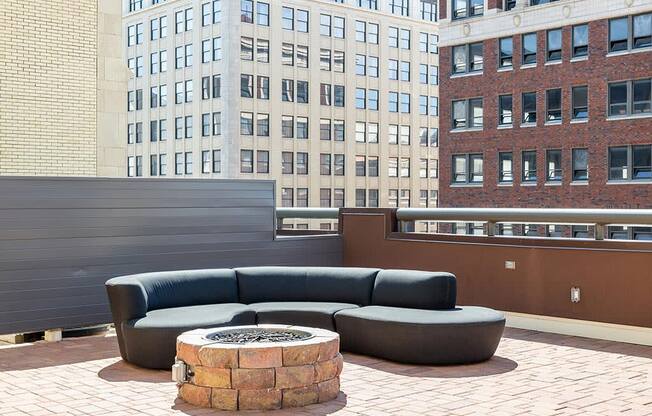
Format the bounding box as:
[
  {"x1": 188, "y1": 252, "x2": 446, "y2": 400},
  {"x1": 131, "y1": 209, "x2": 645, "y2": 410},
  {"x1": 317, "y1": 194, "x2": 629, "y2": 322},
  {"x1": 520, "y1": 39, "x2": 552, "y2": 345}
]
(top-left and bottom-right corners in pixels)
[
  {"x1": 395, "y1": 208, "x2": 652, "y2": 240},
  {"x1": 275, "y1": 207, "x2": 652, "y2": 241}
]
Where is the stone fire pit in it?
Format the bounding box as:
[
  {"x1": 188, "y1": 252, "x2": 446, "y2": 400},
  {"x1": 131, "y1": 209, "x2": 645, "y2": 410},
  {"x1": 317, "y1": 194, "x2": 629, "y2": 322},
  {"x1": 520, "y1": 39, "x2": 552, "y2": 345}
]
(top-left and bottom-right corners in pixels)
[{"x1": 175, "y1": 325, "x2": 343, "y2": 411}]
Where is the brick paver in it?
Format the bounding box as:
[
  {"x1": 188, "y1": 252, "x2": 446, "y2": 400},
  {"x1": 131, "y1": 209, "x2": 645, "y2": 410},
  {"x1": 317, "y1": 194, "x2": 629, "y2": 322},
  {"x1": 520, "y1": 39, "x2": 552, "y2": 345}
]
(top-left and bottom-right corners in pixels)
[{"x1": 1, "y1": 328, "x2": 652, "y2": 415}]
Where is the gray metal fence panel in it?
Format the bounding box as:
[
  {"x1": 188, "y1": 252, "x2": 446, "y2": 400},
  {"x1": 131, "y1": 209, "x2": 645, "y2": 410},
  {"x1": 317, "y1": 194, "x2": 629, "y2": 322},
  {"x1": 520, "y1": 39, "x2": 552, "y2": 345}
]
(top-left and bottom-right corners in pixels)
[{"x1": 0, "y1": 177, "x2": 342, "y2": 334}]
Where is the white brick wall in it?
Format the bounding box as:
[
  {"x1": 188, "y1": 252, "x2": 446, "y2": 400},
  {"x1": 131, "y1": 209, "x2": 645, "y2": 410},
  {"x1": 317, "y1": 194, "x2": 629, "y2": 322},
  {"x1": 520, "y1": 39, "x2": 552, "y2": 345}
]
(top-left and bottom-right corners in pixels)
[{"x1": 0, "y1": 0, "x2": 126, "y2": 176}]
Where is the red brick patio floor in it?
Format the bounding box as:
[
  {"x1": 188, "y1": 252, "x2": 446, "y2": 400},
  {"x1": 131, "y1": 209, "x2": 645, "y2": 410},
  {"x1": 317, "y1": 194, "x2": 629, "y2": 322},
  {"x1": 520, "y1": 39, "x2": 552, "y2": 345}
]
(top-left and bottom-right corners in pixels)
[{"x1": 1, "y1": 328, "x2": 652, "y2": 416}]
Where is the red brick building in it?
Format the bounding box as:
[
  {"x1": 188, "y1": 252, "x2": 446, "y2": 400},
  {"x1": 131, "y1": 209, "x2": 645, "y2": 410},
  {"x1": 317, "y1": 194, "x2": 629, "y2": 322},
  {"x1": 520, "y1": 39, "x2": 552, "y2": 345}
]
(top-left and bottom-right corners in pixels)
[{"x1": 437, "y1": 0, "x2": 652, "y2": 236}]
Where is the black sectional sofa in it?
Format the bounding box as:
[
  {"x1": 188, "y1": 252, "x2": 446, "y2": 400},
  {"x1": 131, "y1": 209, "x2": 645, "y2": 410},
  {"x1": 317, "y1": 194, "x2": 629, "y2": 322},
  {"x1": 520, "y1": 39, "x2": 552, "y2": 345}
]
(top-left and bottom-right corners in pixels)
[{"x1": 106, "y1": 267, "x2": 505, "y2": 369}]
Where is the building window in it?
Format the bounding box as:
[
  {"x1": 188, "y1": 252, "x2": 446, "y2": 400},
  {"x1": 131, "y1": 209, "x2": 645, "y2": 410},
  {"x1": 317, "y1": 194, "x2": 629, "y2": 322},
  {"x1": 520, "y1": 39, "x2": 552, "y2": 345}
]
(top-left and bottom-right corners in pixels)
[
  {"x1": 240, "y1": 37, "x2": 253, "y2": 60},
  {"x1": 608, "y1": 79, "x2": 652, "y2": 117},
  {"x1": 420, "y1": 0, "x2": 437, "y2": 22},
  {"x1": 609, "y1": 145, "x2": 652, "y2": 181},
  {"x1": 389, "y1": 0, "x2": 410, "y2": 17},
  {"x1": 212, "y1": 150, "x2": 221, "y2": 173},
  {"x1": 282, "y1": 7, "x2": 294, "y2": 30},
  {"x1": 522, "y1": 92, "x2": 537, "y2": 124},
  {"x1": 320, "y1": 154, "x2": 331, "y2": 175},
  {"x1": 297, "y1": 153, "x2": 308, "y2": 174},
  {"x1": 282, "y1": 188, "x2": 293, "y2": 207},
  {"x1": 452, "y1": 98, "x2": 483, "y2": 129},
  {"x1": 282, "y1": 116, "x2": 294, "y2": 138},
  {"x1": 452, "y1": 42, "x2": 483, "y2": 74},
  {"x1": 296, "y1": 117, "x2": 309, "y2": 139},
  {"x1": 452, "y1": 154, "x2": 483, "y2": 184},
  {"x1": 319, "y1": 189, "x2": 331, "y2": 208},
  {"x1": 334, "y1": 154, "x2": 345, "y2": 176},
  {"x1": 369, "y1": 189, "x2": 379, "y2": 208},
  {"x1": 257, "y1": 2, "x2": 269, "y2": 25},
  {"x1": 452, "y1": 0, "x2": 483, "y2": 20},
  {"x1": 369, "y1": 157, "x2": 379, "y2": 177},
  {"x1": 498, "y1": 37, "x2": 513, "y2": 68},
  {"x1": 572, "y1": 86, "x2": 588, "y2": 120},
  {"x1": 257, "y1": 39, "x2": 270, "y2": 63},
  {"x1": 296, "y1": 189, "x2": 308, "y2": 208},
  {"x1": 295, "y1": 9, "x2": 309, "y2": 33},
  {"x1": 388, "y1": 157, "x2": 398, "y2": 177},
  {"x1": 499, "y1": 95, "x2": 513, "y2": 125},
  {"x1": 282, "y1": 152, "x2": 294, "y2": 174},
  {"x1": 320, "y1": 14, "x2": 331, "y2": 36},
  {"x1": 240, "y1": 149, "x2": 253, "y2": 173},
  {"x1": 546, "y1": 88, "x2": 562, "y2": 122},
  {"x1": 522, "y1": 151, "x2": 537, "y2": 183},
  {"x1": 175, "y1": 153, "x2": 183, "y2": 175},
  {"x1": 257, "y1": 113, "x2": 270, "y2": 137},
  {"x1": 257, "y1": 151, "x2": 269, "y2": 173},
  {"x1": 572, "y1": 24, "x2": 589, "y2": 58},
  {"x1": 202, "y1": 151, "x2": 211, "y2": 174},
  {"x1": 241, "y1": 0, "x2": 254, "y2": 23},
  {"x1": 355, "y1": 189, "x2": 366, "y2": 207},
  {"x1": 546, "y1": 29, "x2": 562, "y2": 62},
  {"x1": 522, "y1": 33, "x2": 537, "y2": 65},
  {"x1": 240, "y1": 112, "x2": 253, "y2": 135},
  {"x1": 240, "y1": 74, "x2": 253, "y2": 98},
  {"x1": 355, "y1": 156, "x2": 366, "y2": 176},
  {"x1": 184, "y1": 152, "x2": 193, "y2": 175},
  {"x1": 257, "y1": 76, "x2": 269, "y2": 99},
  {"x1": 499, "y1": 152, "x2": 513, "y2": 183},
  {"x1": 572, "y1": 148, "x2": 588, "y2": 181},
  {"x1": 546, "y1": 149, "x2": 562, "y2": 182},
  {"x1": 609, "y1": 14, "x2": 652, "y2": 53}
]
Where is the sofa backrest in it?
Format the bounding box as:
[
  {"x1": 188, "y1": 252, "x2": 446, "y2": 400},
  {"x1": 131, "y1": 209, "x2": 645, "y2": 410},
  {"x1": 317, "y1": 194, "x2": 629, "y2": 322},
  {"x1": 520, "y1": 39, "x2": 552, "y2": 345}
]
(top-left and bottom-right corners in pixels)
[
  {"x1": 122, "y1": 269, "x2": 239, "y2": 312},
  {"x1": 372, "y1": 269, "x2": 456, "y2": 310},
  {"x1": 235, "y1": 266, "x2": 379, "y2": 305}
]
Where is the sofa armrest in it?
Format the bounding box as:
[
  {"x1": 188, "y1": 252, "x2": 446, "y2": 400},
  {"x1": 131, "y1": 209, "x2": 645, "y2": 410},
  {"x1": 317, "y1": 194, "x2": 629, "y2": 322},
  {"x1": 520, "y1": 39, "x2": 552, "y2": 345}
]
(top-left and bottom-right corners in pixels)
[{"x1": 105, "y1": 279, "x2": 148, "y2": 324}]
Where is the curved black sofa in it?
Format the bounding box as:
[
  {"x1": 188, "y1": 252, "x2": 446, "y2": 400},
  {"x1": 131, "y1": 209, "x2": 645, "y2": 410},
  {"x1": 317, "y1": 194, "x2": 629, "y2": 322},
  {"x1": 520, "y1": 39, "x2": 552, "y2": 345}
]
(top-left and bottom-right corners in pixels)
[{"x1": 106, "y1": 267, "x2": 505, "y2": 369}]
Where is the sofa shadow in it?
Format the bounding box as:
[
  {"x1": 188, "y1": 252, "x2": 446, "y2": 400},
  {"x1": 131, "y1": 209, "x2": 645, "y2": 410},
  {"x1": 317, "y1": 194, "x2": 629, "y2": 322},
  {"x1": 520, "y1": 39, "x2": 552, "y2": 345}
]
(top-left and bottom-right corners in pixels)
[
  {"x1": 343, "y1": 353, "x2": 518, "y2": 378},
  {"x1": 98, "y1": 360, "x2": 172, "y2": 383},
  {"x1": 171, "y1": 392, "x2": 349, "y2": 415}
]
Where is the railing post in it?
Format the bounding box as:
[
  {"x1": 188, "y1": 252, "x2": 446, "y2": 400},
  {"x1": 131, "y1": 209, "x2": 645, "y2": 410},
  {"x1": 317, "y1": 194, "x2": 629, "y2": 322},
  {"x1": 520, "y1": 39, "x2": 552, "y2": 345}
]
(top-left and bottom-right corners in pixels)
[
  {"x1": 595, "y1": 224, "x2": 605, "y2": 241},
  {"x1": 486, "y1": 221, "x2": 496, "y2": 237}
]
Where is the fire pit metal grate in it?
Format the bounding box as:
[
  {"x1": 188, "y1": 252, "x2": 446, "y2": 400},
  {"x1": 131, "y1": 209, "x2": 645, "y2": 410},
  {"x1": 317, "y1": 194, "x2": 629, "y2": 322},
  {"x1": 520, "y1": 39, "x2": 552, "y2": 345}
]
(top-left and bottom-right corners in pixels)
[{"x1": 206, "y1": 327, "x2": 313, "y2": 344}]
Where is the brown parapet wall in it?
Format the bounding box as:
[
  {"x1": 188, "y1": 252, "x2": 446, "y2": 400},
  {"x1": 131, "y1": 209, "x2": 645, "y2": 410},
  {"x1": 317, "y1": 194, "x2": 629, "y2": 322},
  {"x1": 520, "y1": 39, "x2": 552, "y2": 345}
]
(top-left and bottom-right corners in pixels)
[{"x1": 340, "y1": 209, "x2": 652, "y2": 329}]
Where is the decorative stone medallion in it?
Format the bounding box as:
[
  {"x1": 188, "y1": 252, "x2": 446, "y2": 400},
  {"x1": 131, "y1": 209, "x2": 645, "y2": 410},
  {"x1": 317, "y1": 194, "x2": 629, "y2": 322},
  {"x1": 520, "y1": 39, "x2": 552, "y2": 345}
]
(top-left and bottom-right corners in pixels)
[{"x1": 175, "y1": 325, "x2": 342, "y2": 411}]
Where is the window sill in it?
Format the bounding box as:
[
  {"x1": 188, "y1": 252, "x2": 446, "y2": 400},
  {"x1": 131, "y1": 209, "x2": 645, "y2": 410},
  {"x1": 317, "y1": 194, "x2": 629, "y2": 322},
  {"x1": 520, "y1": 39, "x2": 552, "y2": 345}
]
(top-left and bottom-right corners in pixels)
[
  {"x1": 497, "y1": 66, "x2": 513, "y2": 73},
  {"x1": 450, "y1": 71, "x2": 484, "y2": 79},
  {"x1": 606, "y1": 47, "x2": 652, "y2": 58},
  {"x1": 521, "y1": 182, "x2": 537, "y2": 187},
  {"x1": 450, "y1": 127, "x2": 483, "y2": 133},
  {"x1": 520, "y1": 63, "x2": 537, "y2": 70},
  {"x1": 544, "y1": 181, "x2": 562, "y2": 186},
  {"x1": 570, "y1": 56, "x2": 588, "y2": 63},
  {"x1": 497, "y1": 182, "x2": 513, "y2": 187},
  {"x1": 520, "y1": 123, "x2": 537, "y2": 128},
  {"x1": 450, "y1": 183, "x2": 483, "y2": 188},
  {"x1": 570, "y1": 118, "x2": 588, "y2": 124},
  {"x1": 544, "y1": 120, "x2": 562, "y2": 126},
  {"x1": 607, "y1": 114, "x2": 652, "y2": 121},
  {"x1": 570, "y1": 181, "x2": 588, "y2": 186},
  {"x1": 497, "y1": 124, "x2": 513, "y2": 130},
  {"x1": 607, "y1": 180, "x2": 652, "y2": 185},
  {"x1": 544, "y1": 60, "x2": 562, "y2": 66}
]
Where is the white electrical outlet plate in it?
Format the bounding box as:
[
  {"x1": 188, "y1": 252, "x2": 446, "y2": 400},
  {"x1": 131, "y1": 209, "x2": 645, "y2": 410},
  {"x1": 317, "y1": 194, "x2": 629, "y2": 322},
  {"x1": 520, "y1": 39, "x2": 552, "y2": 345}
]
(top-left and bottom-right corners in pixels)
[{"x1": 505, "y1": 261, "x2": 516, "y2": 270}]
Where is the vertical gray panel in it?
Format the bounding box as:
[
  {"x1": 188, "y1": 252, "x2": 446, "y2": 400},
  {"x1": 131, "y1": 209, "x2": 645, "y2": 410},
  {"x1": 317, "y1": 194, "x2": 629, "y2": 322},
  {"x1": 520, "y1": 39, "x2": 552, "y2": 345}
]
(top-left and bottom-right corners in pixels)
[{"x1": 0, "y1": 177, "x2": 342, "y2": 334}]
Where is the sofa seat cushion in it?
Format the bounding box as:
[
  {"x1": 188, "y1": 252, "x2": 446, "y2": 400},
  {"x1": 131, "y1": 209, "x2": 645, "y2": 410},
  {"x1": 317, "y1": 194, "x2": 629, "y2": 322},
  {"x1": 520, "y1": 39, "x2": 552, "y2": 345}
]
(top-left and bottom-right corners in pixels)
[
  {"x1": 334, "y1": 306, "x2": 505, "y2": 365},
  {"x1": 249, "y1": 302, "x2": 359, "y2": 331},
  {"x1": 122, "y1": 303, "x2": 255, "y2": 369}
]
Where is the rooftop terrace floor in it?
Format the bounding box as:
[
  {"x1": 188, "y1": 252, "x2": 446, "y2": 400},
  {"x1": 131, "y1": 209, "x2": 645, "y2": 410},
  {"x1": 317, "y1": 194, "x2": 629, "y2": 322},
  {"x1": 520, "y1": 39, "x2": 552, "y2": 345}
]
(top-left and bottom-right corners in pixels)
[{"x1": 1, "y1": 328, "x2": 651, "y2": 416}]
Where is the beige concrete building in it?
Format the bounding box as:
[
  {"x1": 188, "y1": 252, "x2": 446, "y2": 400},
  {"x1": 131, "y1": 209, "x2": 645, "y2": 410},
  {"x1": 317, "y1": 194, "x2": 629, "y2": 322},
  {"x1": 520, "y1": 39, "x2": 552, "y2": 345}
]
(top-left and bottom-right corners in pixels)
[
  {"x1": 0, "y1": 0, "x2": 127, "y2": 177},
  {"x1": 123, "y1": 0, "x2": 439, "y2": 228}
]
